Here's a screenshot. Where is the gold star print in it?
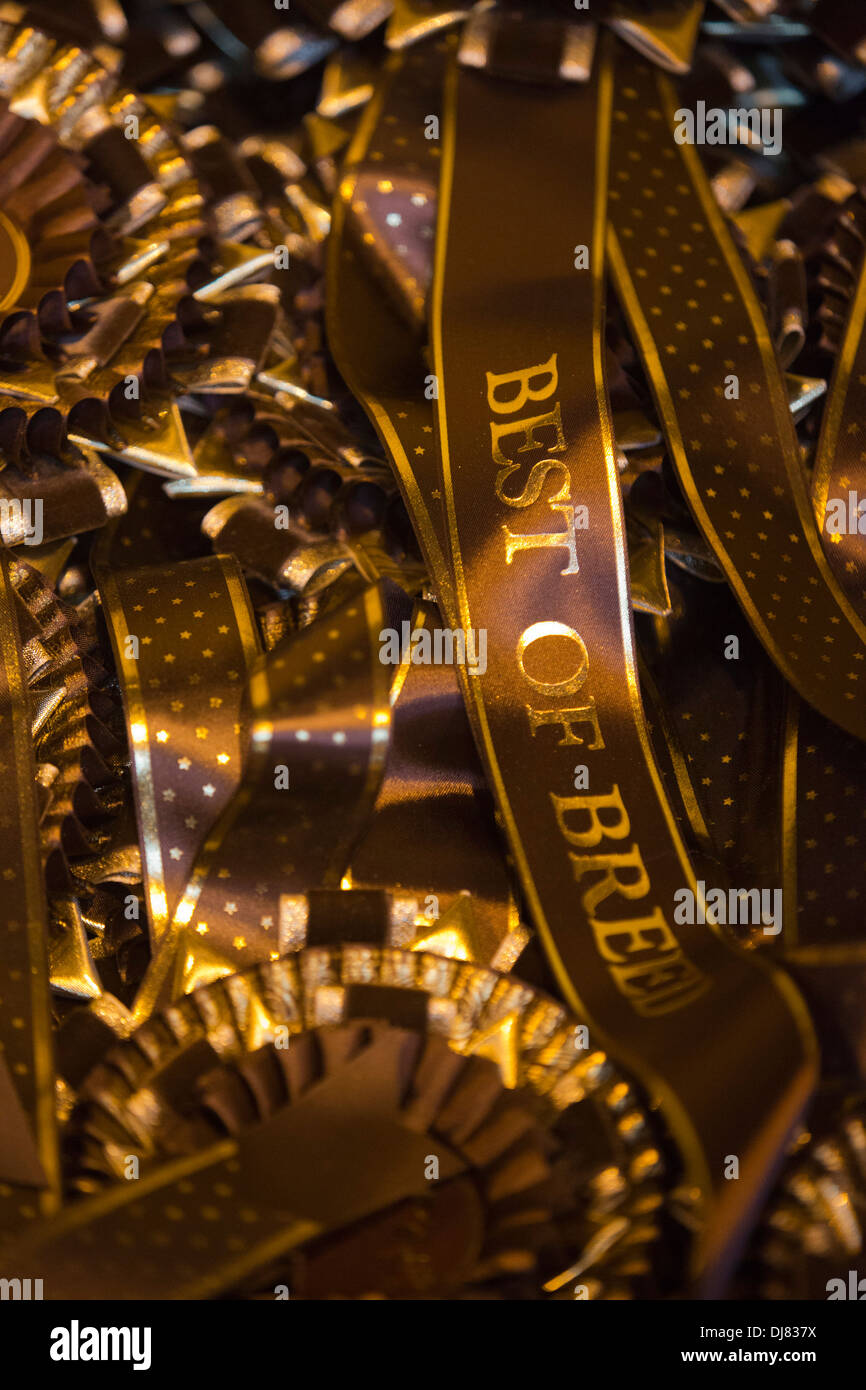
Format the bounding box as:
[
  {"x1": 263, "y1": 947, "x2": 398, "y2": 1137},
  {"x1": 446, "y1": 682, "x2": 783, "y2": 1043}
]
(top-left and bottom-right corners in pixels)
[
  {"x1": 178, "y1": 758, "x2": 191, "y2": 770},
  {"x1": 156, "y1": 730, "x2": 169, "y2": 743},
  {"x1": 196, "y1": 727, "x2": 209, "y2": 739},
  {"x1": 202, "y1": 785, "x2": 215, "y2": 797}
]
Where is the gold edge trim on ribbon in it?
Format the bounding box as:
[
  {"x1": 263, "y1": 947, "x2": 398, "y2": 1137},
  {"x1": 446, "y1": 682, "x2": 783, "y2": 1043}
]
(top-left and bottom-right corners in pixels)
[
  {"x1": 810, "y1": 260, "x2": 866, "y2": 526},
  {"x1": 218, "y1": 553, "x2": 264, "y2": 672},
  {"x1": 0, "y1": 211, "x2": 33, "y2": 314},
  {"x1": 90, "y1": 470, "x2": 140, "y2": 571},
  {"x1": 97, "y1": 566, "x2": 169, "y2": 939},
  {"x1": 637, "y1": 656, "x2": 714, "y2": 852},
  {"x1": 594, "y1": 59, "x2": 702, "y2": 903},
  {"x1": 177, "y1": 1218, "x2": 322, "y2": 1300},
  {"x1": 0, "y1": 556, "x2": 60, "y2": 1213},
  {"x1": 323, "y1": 584, "x2": 392, "y2": 885},
  {"x1": 13, "y1": 1139, "x2": 239, "y2": 1250},
  {"x1": 781, "y1": 690, "x2": 799, "y2": 950},
  {"x1": 785, "y1": 943, "x2": 866, "y2": 966}
]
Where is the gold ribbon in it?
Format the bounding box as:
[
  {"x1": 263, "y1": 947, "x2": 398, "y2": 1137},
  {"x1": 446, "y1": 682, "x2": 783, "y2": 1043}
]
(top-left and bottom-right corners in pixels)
[
  {"x1": 95, "y1": 554, "x2": 262, "y2": 941},
  {"x1": 811, "y1": 252, "x2": 866, "y2": 617},
  {"x1": 0, "y1": 553, "x2": 59, "y2": 1240},
  {"x1": 327, "y1": 38, "x2": 456, "y2": 616},
  {"x1": 776, "y1": 691, "x2": 866, "y2": 1081},
  {"x1": 130, "y1": 580, "x2": 402, "y2": 1021},
  {"x1": 348, "y1": 601, "x2": 524, "y2": 968},
  {"x1": 607, "y1": 49, "x2": 866, "y2": 743},
  {"x1": 429, "y1": 40, "x2": 816, "y2": 1288}
]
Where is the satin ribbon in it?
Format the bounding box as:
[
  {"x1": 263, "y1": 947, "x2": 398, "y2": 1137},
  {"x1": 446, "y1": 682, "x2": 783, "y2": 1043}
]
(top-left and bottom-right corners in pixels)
[
  {"x1": 607, "y1": 49, "x2": 866, "y2": 744},
  {"x1": 348, "y1": 601, "x2": 524, "y2": 969},
  {"x1": 428, "y1": 38, "x2": 815, "y2": 1289},
  {"x1": 129, "y1": 579, "x2": 406, "y2": 1021},
  {"x1": 637, "y1": 565, "x2": 787, "y2": 899},
  {"x1": 94, "y1": 553, "x2": 262, "y2": 941},
  {"x1": 811, "y1": 211, "x2": 866, "y2": 618},
  {"x1": 0, "y1": 448, "x2": 126, "y2": 547},
  {"x1": 0, "y1": 552, "x2": 59, "y2": 1239},
  {"x1": 776, "y1": 693, "x2": 866, "y2": 1083},
  {"x1": 327, "y1": 38, "x2": 456, "y2": 617}
]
